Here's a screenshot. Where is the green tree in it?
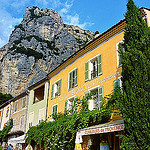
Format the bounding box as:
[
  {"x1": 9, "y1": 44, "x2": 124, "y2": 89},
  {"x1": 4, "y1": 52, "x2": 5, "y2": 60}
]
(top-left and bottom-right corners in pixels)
[
  {"x1": 0, "y1": 93, "x2": 13, "y2": 105},
  {"x1": 113, "y1": 0, "x2": 150, "y2": 149},
  {"x1": 0, "y1": 119, "x2": 13, "y2": 144}
]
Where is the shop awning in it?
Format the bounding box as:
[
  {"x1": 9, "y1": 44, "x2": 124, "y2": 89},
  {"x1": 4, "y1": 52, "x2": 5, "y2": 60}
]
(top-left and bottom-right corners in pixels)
[
  {"x1": 75, "y1": 120, "x2": 124, "y2": 143},
  {"x1": 8, "y1": 134, "x2": 25, "y2": 144}
]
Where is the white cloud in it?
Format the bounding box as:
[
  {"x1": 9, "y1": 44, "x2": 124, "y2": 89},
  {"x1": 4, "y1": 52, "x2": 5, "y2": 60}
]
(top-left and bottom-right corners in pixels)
[
  {"x1": 64, "y1": 14, "x2": 94, "y2": 29},
  {"x1": 58, "y1": 0, "x2": 94, "y2": 29},
  {"x1": 0, "y1": 0, "x2": 94, "y2": 48},
  {"x1": 0, "y1": 9, "x2": 22, "y2": 48},
  {"x1": 59, "y1": 0, "x2": 73, "y2": 15}
]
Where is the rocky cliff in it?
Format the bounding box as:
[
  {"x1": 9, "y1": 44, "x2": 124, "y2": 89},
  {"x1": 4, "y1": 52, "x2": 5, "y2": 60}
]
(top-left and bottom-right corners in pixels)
[{"x1": 0, "y1": 7, "x2": 98, "y2": 96}]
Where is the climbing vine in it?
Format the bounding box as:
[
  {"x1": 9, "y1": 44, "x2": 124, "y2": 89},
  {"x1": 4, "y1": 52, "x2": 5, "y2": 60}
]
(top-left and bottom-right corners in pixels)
[
  {"x1": 0, "y1": 119, "x2": 13, "y2": 143},
  {"x1": 26, "y1": 94, "x2": 113, "y2": 150}
]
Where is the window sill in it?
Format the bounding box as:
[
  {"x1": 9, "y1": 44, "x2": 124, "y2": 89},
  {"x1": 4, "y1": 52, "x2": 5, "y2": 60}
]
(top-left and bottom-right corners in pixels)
[
  {"x1": 33, "y1": 99, "x2": 44, "y2": 104},
  {"x1": 51, "y1": 95, "x2": 60, "y2": 100},
  {"x1": 117, "y1": 65, "x2": 122, "y2": 68},
  {"x1": 68, "y1": 85, "x2": 78, "y2": 91}
]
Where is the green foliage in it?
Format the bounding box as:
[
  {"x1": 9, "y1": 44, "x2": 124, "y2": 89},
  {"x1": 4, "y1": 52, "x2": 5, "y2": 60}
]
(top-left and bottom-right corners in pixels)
[
  {"x1": 29, "y1": 7, "x2": 42, "y2": 19},
  {"x1": 0, "y1": 119, "x2": 13, "y2": 143},
  {"x1": 111, "y1": 0, "x2": 150, "y2": 149},
  {"x1": 0, "y1": 145, "x2": 2, "y2": 150},
  {"x1": 11, "y1": 35, "x2": 60, "y2": 56},
  {"x1": 15, "y1": 46, "x2": 43, "y2": 60},
  {"x1": 94, "y1": 31, "x2": 99, "y2": 35},
  {"x1": 0, "y1": 93, "x2": 13, "y2": 105},
  {"x1": 75, "y1": 29, "x2": 79, "y2": 33},
  {"x1": 14, "y1": 24, "x2": 25, "y2": 31},
  {"x1": 26, "y1": 95, "x2": 112, "y2": 150}
]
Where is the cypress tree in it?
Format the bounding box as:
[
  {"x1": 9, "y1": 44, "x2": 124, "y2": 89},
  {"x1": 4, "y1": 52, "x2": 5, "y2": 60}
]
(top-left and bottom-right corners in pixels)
[{"x1": 114, "y1": 0, "x2": 150, "y2": 149}]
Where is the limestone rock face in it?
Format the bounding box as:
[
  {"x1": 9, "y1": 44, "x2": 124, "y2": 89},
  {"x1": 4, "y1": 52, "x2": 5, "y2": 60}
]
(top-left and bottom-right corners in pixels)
[{"x1": 0, "y1": 6, "x2": 96, "y2": 96}]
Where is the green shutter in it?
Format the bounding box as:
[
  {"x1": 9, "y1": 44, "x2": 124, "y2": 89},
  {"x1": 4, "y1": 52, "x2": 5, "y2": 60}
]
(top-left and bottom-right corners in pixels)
[
  {"x1": 118, "y1": 53, "x2": 122, "y2": 66},
  {"x1": 98, "y1": 86, "x2": 103, "y2": 108},
  {"x1": 53, "y1": 105, "x2": 58, "y2": 115},
  {"x1": 98, "y1": 54, "x2": 102, "y2": 76},
  {"x1": 85, "y1": 62, "x2": 89, "y2": 81},
  {"x1": 69, "y1": 72, "x2": 73, "y2": 89},
  {"x1": 58, "y1": 79, "x2": 62, "y2": 96},
  {"x1": 51, "y1": 84, "x2": 54, "y2": 99},
  {"x1": 52, "y1": 106, "x2": 55, "y2": 115},
  {"x1": 64, "y1": 100, "x2": 68, "y2": 113},
  {"x1": 85, "y1": 91, "x2": 89, "y2": 100},
  {"x1": 55, "y1": 105, "x2": 58, "y2": 115},
  {"x1": 74, "y1": 96, "x2": 78, "y2": 113},
  {"x1": 75, "y1": 68, "x2": 78, "y2": 86},
  {"x1": 113, "y1": 79, "x2": 120, "y2": 89}
]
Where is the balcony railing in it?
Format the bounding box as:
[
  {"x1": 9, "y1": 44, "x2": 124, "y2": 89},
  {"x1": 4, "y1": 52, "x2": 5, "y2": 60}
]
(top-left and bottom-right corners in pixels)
[{"x1": 91, "y1": 70, "x2": 98, "y2": 79}]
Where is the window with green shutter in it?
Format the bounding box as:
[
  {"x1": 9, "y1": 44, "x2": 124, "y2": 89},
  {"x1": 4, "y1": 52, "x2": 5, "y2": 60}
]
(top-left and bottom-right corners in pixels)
[
  {"x1": 113, "y1": 79, "x2": 121, "y2": 90},
  {"x1": 64, "y1": 100, "x2": 68, "y2": 113},
  {"x1": 51, "y1": 79, "x2": 62, "y2": 99},
  {"x1": 52, "y1": 105, "x2": 58, "y2": 115},
  {"x1": 51, "y1": 84, "x2": 54, "y2": 99},
  {"x1": 85, "y1": 54, "x2": 102, "y2": 82},
  {"x1": 85, "y1": 87, "x2": 103, "y2": 111},
  {"x1": 85, "y1": 91, "x2": 89, "y2": 100},
  {"x1": 118, "y1": 53, "x2": 122, "y2": 67},
  {"x1": 69, "y1": 68, "x2": 78, "y2": 90},
  {"x1": 98, "y1": 86, "x2": 103, "y2": 107},
  {"x1": 98, "y1": 54, "x2": 102, "y2": 76},
  {"x1": 75, "y1": 68, "x2": 78, "y2": 86},
  {"x1": 117, "y1": 42, "x2": 123, "y2": 67},
  {"x1": 58, "y1": 79, "x2": 62, "y2": 96},
  {"x1": 85, "y1": 62, "x2": 89, "y2": 81},
  {"x1": 74, "y1": 96, "x2": 78, "y2": 113},
  {"x1": 65, "y1": 96, "x2": 78, "y2": 114}
]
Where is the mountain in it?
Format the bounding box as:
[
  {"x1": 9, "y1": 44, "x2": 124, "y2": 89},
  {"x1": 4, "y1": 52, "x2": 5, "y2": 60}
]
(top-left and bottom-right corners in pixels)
[{"x1": 0, "y1": 6, "x2": 98, "y2": 96}]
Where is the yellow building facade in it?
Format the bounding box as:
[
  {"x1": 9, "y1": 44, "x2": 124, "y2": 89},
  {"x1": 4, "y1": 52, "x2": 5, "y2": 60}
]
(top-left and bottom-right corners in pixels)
[
  {"x1": 47, "y1": 20, "x2": 124, "y2": 119},
  {"x1": 46, "y1": 8, "x2": 150, "y2": 149},
  {"x1": 46, "y1": 20, "x2": 125, "y2": 149}
]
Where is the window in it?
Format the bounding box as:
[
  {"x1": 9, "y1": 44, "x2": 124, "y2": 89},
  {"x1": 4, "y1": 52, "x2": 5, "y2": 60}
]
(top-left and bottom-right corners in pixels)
[
  {"x1": 12, "y1": 119, "x2": 16, "y2": 131},
  {"x1": 29, "y1": 112, "x2": 34, "y2": 127},
  {"x1": 116, "y1": 42, "x2": 123, "y2": 67},
  {"x1": 6, "y1": 107, "x2": 9, "y2": 117},
  {"x1": 38, "y1": 108, "x2": 45, "y2": 124},
  {"x1": 34, "y1": 85, "x2": 45, "y2": 103},
  {"x1": 14, "y1": 101, "x2": 18, "y2": 112},
  {"x1": 64, "y1": 97, "x2": 77, "y2": 114},
  {"x1": 22, "y1": 97, "x2": 26, "y2": 108},
  {"x1": 52, "y1": 105, "x2": 58, "y2": 115},
  {"x1": 113, "y1": 77, "x2": 122, "y2": 90},
  {"x1": 51, "y1": 79, "x2": 62, "y2": 99},
  {"x1": 85, "y1": 86, "x2": 103, "y2": 111},
  {"x1": 85, "y1": 54, "x2": 102, "y2": 82},
  {"x1": 0, "y1": 111, "x2": 2, "y2": 126},
  {"x1": 69, "y1": 68, "x2": 78, "y2": 90},
  {"x1": 20, "y1": 115, "x2": 24, "y2": 129}
]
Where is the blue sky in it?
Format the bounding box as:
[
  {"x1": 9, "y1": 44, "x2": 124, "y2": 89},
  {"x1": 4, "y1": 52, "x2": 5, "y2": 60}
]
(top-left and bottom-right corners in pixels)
[{"x1": 0, "y1": 0, "x2": 150, "y2": 47}]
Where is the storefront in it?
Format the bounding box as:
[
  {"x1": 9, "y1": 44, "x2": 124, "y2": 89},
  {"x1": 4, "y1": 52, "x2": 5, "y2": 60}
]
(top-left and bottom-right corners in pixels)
[
  {"x1": 7, "y1": 131, "x2": 26, "y2": 149},
  {"x1": 75, "y1": 120, "x2": 124, "y2": 150}
]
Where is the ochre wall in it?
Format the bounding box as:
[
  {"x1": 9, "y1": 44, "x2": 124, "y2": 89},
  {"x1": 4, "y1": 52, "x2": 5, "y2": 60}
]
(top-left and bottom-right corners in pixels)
[{"x1": 47, "y1": 30, "x2": 124, "y2": 119}]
